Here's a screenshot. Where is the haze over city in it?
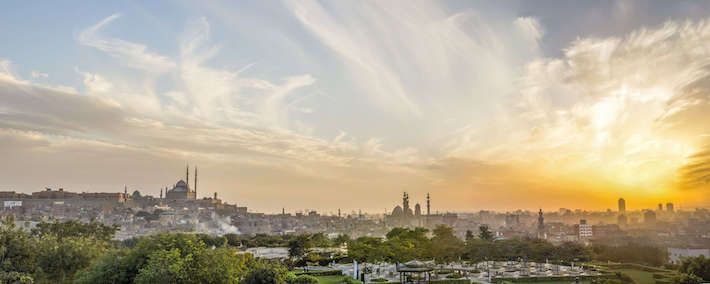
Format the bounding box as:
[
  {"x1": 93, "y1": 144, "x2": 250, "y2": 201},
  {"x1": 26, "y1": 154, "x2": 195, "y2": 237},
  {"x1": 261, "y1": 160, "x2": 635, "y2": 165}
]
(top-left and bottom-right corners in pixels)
[{"x1": 2, "y1": 1, "x2": 710, "y2": 213}]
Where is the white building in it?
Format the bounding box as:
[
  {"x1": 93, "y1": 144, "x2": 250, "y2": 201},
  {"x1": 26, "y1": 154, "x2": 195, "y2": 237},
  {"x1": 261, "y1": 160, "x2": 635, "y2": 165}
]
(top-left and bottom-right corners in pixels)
[{"x1": 579, "y1": 219, "x2": 593, "y2": 239}]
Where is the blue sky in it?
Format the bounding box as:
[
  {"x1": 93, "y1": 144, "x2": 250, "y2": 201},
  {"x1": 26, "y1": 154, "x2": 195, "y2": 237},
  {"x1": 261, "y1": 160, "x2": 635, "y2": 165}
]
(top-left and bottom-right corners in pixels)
[{"x1": 2, "y1": 1, "x2": 710, "y2": 212}]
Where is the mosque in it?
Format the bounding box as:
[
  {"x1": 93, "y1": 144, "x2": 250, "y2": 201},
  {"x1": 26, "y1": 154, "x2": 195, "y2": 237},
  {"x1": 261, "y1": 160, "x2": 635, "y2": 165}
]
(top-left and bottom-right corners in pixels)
[
  {"x1": 386, "y1": 192, "x2": 458, "y2": 228},
  {"x1": 164, "y1": 165, "x2": 198, "y2": 200},
  {"x1": 386, "y1": 192, "x2": 430, "y2": 227}
]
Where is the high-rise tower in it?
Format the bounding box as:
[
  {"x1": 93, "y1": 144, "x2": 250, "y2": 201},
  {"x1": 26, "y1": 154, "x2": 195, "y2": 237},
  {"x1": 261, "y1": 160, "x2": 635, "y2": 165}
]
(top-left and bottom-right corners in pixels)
[
  {"x1": 537, "y1": 209, "x2": 545, "y2": 237},
  {"x1": 194, "y1": 166, "x2": 198, "y2": 198},
  {"x1": 402, "y1": 192, "x2": 410, "y2": 215},
  {"x1": 618, "y1": 198, "x2": 626, "y2": 213},
  {"x1": 426, "y1": 193, "x2": 430, "y2": 216}
]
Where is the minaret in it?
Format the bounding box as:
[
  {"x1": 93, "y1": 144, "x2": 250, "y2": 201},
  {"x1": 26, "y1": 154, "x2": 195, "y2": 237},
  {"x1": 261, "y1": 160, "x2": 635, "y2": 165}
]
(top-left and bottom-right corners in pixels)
[
  {"x1": 426, "y1": 193, "x2": 431, "y2": 216},
  {"x1": 537, "y1": 209, "x2": 545, "y2": 238},
  {"x1": 160, "y1": 188, "x2": 163, "y2": 199},
  {"x1": 194, "y1": 166, "x2": 198, "y2": 198},
  {"x1": 186, "y1": 164, "x2": 189, "y2": 186}
]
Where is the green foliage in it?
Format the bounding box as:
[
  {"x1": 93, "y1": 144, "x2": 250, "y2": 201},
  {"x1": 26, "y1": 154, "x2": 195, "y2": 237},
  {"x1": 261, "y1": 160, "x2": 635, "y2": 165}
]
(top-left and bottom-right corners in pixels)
[
  {"x1": 76, "y1": 233, "x2": 251, "y2": 284},
  {"x1": 0, "y1": 217, "x2": 36, "y2": 274},
  {"x1": 679, "y1": 255, "x2": 710, "y2": 281},
  {"x1": 73, "y1": 252, "x2": 125, "y2": 284},
  {"x1": 463, "y1": 237, "x2": 590, "y2": 263},
  {"x1": 591, "y1": 243, "x2": 668, "y2": 266},
  {"x1": 0, "y1": 271, "x2": 34, "y2": 284},
  {"x1": 134, "y1": 248, "x2": 189, "y2": 284},
  {"x1": 348, "y1": 226, "x2": 592, "y2": 264},
  {"x1": 242, "y1": 261, "x2": 291, "y2": 284},
  {"x1": 295, "y1": 270, "x2": 342, "y2": 276},
  {"x1": 1, "y1": 217, "x2": 114, "y2": 284},
  {"x1": 289, "y1": 235, "x2": 313, "y2": 259},
  {"x1": 478, "y1": 225, "x2": 494, "y2": 241},
  {"x1": 672, "y1": 273, "x2": 702, "y2": 284},
  {"x1": 430, "y1": 225, "x2": 464, "y2": 263},
  {"x1": 31, "y1": 220, "x2": 118, "y2": 242},
  {"x1": 290, "y1": 274, "x2": 319, "y2": 284},
  {"x1": 348, "y1": 237, "x2": 386, "y2": 263},
  {"x1": 34, "y1": 235, "x2": 107, "y2": 283}
]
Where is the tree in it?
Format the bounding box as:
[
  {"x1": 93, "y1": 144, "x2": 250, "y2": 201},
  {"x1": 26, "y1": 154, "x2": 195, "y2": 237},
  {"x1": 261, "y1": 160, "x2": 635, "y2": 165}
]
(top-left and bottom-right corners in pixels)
[
  {"x1": 288, "y1": 235, "x2": 312, "y2": 260},
  {"x1": 465, "y1": 230, "x2": 474, "y2": 243},
  {"x1": 430, "y1": 225, "x2": 464, "y2": 263},
  {"x1": 73, "y1": 252, "x2": 125, "y2": 284},
  {"x1": 348, "y1": 237, "x2": 385, "y2": 263},
  {"x1": 0, "y1": 216, "x2": 36, "y2": 276},
  {"x1": 290, "y1": 275, "x2": 319, "y2": 284},
  {"x1": 35, "y1": 236, "x2": 107, "y2": 283},
  {"x1": 76, "y1": 233, "x2": 250, "y2": 284},
  {"x1": 672, "y1": 273, "x2": 702, "y2": 284},
  {"x1": 680, "y1": 255, "x2": 710, "y2": 281},
  {"x1": 478, "y1": 225, "x2": 494, "y2": 241},
  {"x1": 31, "y1": 220, "x2": 118, "y2": 242},
  {"x1": 134, "y1": 249, "x2": 188, "y2": 284},
  {"x1": 241, "y1": 261, "x2": 291, "y2": 284},
  {"x1": 383, "y1": 227, "x2": 431, "y2": 262}
]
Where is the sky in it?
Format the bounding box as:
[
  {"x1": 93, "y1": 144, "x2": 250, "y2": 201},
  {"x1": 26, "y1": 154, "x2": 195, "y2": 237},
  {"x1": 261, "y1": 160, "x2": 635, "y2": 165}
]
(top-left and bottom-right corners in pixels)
[{"x1": 1, "y1": 0, "x2": 710, "y2": 213}]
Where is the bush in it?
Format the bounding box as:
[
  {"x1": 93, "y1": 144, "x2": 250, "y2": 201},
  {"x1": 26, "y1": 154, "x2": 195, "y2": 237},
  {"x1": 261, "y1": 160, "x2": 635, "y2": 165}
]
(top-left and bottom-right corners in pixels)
[
  {"x1": 370, "y1": 278, "x2": 389, "y2": 282},
  {"x1": 295, "y1": 270, "x2": 343, "y2": 276},
  {"x1": 430, "y1": 279, "x2": 470, "y2": 284},
  {"x1": 290, "y1": 274, "x2": 319, "y2": 284}
]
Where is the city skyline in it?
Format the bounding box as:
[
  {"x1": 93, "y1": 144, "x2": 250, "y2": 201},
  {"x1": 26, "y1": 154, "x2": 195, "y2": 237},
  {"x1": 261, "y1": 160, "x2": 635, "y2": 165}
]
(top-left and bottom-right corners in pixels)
[{"x1": 2, "y1": 1, "x2": 710, "y2": 213}]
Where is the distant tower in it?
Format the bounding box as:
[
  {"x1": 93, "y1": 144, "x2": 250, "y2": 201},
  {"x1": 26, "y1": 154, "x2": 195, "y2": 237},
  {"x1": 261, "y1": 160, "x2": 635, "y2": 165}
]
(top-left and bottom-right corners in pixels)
[
  {"x1": 657, "y1": 203, "x2": 663, "y2": 211},
  {"x1": 194, "y1": 166, "x2": 198, "y2": 198},
  {"x1": 186, "y1": 164, "x2": 190, "y2": 187},
  {"x1": 160, "y1": 188, "x2": 163, "y2": 199},
  {"x1": 124, "y1": 185, "x2": 127, "y2": 195},
  {"x1": 426, "y1": 193, "x2": 431, "y2": 216},
  {"x1": 282, "y1": 208, "x2": 285, "y2": 215},
  {"x1": 617, "y1": 214, "x2": 627, "y2": 226},
  {"x1": 644, "y1": 210, "x2": 657, "y2": 224},
  {"x1": 537, "y1": 209, "x2": 545, "y2": 237},
  {"x1": 338, "y1": 208, "x2": 341, "y2": 218},
  {"x1": 403, "y1": 192, "x2": 410, "y2": 213},
  {"x1": 618, "y1": 198, "x2": 626, "y2": 213},
  {"x1": 414, "y1": 203, "x2": 421, "y2": 217},
  {"x1": 666, "y1": 203, "x2": 674, "y2": 212}
]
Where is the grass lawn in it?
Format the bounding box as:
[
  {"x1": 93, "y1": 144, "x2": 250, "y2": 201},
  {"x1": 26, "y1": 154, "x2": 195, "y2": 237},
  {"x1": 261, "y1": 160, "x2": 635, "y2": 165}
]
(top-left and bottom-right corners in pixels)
[
  {"x1": 315, "y1": 275, "x2": 363, "y2": 284},
  {"x1": 504, "y1": 281, "x2": 591, "y2": 284},
  {"x1": 615, "y1": 268, "x2": 656, "y2": 284}
]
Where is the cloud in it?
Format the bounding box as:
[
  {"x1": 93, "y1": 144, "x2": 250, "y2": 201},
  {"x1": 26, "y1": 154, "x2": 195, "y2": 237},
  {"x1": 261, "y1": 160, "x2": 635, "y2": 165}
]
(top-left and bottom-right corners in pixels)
[
  {"x1": 446, "y1": 19, "x2": 710, "y2": 204},
  {"x1": 514, "y1": 17, "x2": 544, "y2": 48},
  {"x1": 79, "y1": 14, "x2": 176, "y2": 73},
  {"x1": 30, "y1": 71, "x2": 48, "y2": 79},
  {"x1": 677, "y1": 143, "x2": 710, "y2": 189},
  {"x1": 287, "y1": 1, "x2": 536, "y2": 120}
]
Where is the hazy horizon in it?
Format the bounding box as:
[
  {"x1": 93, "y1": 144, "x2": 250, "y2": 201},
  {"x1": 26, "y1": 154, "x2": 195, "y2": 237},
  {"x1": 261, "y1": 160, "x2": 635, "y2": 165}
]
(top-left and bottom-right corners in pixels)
[{"x1": 2, "y1": 1, "x2": 710, "y2": 213}]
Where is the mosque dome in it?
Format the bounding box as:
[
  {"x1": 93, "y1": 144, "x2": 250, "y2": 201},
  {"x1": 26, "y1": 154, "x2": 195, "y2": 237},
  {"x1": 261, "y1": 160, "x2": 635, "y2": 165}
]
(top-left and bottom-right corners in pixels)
[
  {"x1": 392, "y1": 205, "x2": 403, "y2": 216},
  {"x1": 172, "y1": 180, "x2": 189, "y2": 192}
]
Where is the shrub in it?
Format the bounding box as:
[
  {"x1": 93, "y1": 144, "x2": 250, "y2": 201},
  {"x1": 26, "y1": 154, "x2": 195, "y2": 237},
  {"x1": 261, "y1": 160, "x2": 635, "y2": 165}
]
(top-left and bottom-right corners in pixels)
[
  {"x1": 290, "y1": 274, "x2": 319, "y2": 284},
  {"x1": 294, "y1": 269, "x2": 343, "y2": 276}
]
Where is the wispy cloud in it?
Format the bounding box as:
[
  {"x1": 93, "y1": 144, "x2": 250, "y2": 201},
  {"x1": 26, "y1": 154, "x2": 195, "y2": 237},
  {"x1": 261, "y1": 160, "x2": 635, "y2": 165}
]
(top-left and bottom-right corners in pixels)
[{"x1": 79, "y1": 14, "x2": 176, "y2": 73}]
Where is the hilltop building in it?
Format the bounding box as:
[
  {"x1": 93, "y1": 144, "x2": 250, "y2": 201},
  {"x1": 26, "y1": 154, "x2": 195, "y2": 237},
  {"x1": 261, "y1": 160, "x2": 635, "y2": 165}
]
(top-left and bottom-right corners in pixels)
[
  {"x1": 165, "y1": 165, "x2": 197, "y2": 201},
  {"x1": 385, "y1": 192, "x2": 456, "y2": 228}
]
